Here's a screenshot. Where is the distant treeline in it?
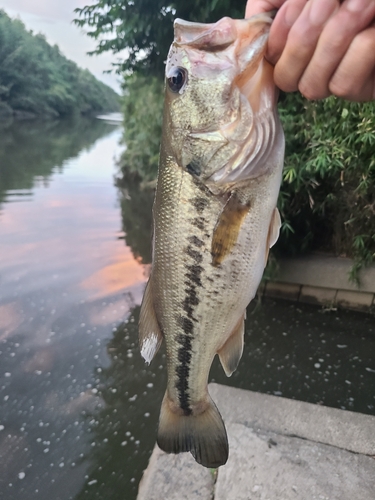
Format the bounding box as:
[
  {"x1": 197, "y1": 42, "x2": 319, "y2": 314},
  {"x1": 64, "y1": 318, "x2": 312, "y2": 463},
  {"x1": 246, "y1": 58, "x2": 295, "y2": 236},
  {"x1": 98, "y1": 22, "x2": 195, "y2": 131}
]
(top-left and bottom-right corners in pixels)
[{"x1": 0, "y1": 10, "x2": 120, "y2": 119}]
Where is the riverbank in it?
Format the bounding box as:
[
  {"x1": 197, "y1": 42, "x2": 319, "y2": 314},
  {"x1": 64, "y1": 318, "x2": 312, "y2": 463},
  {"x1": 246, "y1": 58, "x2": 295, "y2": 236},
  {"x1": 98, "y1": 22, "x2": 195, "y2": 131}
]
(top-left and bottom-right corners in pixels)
[
  {"x1": 263, "y1": 254, "x2": 375, "y2": 313},
  {"x1": 137, "y1": 384, "x2": 375, "y2": 500}
]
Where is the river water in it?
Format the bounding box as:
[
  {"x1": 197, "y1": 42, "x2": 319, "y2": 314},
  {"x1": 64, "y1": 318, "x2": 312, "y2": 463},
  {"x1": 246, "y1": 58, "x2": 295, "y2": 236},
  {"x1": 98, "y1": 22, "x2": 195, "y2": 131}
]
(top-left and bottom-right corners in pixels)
[{"x1": 0, "y1": 116, "x2": 374, "y2": 500}]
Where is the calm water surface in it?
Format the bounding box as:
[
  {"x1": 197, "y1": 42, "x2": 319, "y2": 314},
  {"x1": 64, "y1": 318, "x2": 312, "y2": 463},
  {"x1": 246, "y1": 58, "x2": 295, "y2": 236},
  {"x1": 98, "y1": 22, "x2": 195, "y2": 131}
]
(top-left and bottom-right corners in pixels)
[{"x1": 0, "y1": 117, "x2": 374, "y2": 500}]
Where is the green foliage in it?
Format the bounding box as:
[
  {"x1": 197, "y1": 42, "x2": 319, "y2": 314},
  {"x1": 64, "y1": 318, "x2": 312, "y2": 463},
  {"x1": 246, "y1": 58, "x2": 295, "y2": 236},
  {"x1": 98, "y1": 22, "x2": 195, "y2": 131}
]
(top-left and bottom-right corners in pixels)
[
  {"x1": 119, "y1": 81, "x2": 375, "y2": 272},
  {"x1": 0, "y1": 10, "x2": 120, "y2": 118},
  {"x1": 74, "y1": 0, "x2": 245, "y2": 76},
  {"x1": 120, "y1": 74, "x2": 164, "y2": 181},
  {"x1": 277, "y1": 93, "x2": 375, "y2": 274},
  {"x1": 75, "y1": 0, "x2": 375, "y2": 273}
]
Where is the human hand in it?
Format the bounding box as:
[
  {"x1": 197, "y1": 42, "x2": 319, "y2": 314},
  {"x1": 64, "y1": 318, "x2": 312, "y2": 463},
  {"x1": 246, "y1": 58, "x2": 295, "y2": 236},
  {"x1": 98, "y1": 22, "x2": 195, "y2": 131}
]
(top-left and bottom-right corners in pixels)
[{"x1": 245, "y1": 0, "x2": 375, "y2": 101}]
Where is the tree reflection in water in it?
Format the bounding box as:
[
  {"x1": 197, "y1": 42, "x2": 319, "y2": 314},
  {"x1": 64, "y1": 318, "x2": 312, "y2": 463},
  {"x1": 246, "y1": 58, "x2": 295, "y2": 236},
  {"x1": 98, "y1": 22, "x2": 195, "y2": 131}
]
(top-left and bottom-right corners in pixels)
[
  {"x1": 75, "y1": 305, "x2": 166, "y2": 500},
  {"x1": 0, "y1": 117, "x2": 116, "y2": 207},
  {"x1": 117, "y1": 176, "x2": 154, "y2": 265}
]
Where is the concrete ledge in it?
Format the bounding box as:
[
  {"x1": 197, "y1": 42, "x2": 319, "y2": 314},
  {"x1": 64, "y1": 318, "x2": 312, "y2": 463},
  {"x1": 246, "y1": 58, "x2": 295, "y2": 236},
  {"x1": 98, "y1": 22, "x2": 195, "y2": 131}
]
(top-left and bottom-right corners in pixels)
[
  {"x1": 336, "y1": 289, "x2": 374, "y2": 311},
  {"x1": 137, "y1": 445, "x2": 214, "y2": 500},
  {"x1": 263, "y1": 282, "x2": 301, "y2": 301},
  {"x1": 299, "y1": 285, "x2": 337, "y2": 305},
  {"x1": 273, "y1": 255, "x2": 375, "y2": 293},
  {"x1": 137, "y1": 385, "x2": 375, "y2": 500},
  {"x1": 209, "y1": 384, "x2": 375, "y2": 456},
  {"x1": 262, "y1": 255, "x2": 375, "y2": 312}
]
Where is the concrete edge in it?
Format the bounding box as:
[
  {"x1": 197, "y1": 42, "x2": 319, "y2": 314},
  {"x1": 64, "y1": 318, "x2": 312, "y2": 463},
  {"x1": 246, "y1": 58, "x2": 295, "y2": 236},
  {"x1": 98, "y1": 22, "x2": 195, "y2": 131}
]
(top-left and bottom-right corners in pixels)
[
  {"x1": 262, "y1": 280, "x2": 375, "y2": 312},
  {"x1": 272, "y1": 256, "x2": 375, "y2": 294},
  {"x1": 137, "y1": 384, "x2": 375, "y2": 500},
  {"x1": 137, "y1": 443, "x2": 214, "y2": 500},
  {"x1": 260, "y1": 255, "x2": 375, "y2": 312},
  {"x1": 209, "y1": 384, "x2": 375, "y2": 456}
]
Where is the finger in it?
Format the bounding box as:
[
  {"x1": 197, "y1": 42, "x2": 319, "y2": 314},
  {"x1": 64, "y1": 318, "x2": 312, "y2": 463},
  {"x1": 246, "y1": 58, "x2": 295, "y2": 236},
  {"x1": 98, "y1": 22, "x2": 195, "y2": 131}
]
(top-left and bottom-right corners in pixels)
[
  {"x1": 267, "y1": 0, "x2": 308, "y2": 64},
  {"x1": 273, "y1": 0, "x2": 339, "y2": 92},
  {"x1": 329, "y1": 25, "x2": 375, "y2": 101},
  {"x1": 245, "y1": 0, "x2": 286, "y2": 18},
  {"x1": 298, "y1": 0, "x2": 375, "y2": 99}
]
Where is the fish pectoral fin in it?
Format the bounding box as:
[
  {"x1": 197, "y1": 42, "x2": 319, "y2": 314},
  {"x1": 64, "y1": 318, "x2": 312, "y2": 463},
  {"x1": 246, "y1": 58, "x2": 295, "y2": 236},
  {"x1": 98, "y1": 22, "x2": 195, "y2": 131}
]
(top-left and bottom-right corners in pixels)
[
  {"x1": 139, "y1": 277, "x2": 163, "y2": 365},
  {"x1": 218, "y1": 312, "x2": 245, "y2": 377},
  {"x1": 264, "y1": 207, "x2": 281, "y2": 267},
  {"x1": 211, "y1": 193, "x2": 251, "y2": 266},
  {"x1": 189, "y1": 130, "x2": 227, "y2": 143},
  {"x1": 268, "y1": 207, "x2": 281, "y2": 248},
  {"x1": 157, "y1": 391, "x2": 228, "y2": 468}
]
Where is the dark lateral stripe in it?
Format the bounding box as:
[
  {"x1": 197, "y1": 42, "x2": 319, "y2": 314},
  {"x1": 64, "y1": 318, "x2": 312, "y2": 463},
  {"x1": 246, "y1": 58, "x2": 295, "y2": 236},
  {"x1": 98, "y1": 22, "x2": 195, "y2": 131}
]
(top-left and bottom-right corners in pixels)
[
  {"x1": 192, "y1": 196, "x2": 209, "y2": 214},
  {"x1": 174, "y1": 205, "x2": 206, "y2": 416},
  {"x1": 188, "y1": 235, "x2": 204, "y2": 248},
  {"x1": 175, "y1": 332, "x2": 193, "y2": 415},
  {"x1": 192, "y1": 216, "x2": 205, "y2": 231},
  {"x1": 175, "y1": 315, "x2": 194, "y2": 415}
]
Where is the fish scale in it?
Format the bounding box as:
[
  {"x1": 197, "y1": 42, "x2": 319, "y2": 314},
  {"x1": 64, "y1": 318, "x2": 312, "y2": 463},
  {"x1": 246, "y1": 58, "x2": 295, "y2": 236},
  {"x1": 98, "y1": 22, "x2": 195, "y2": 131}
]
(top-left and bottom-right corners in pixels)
[{"x1": 139, "y1": 13, "x2": 284, "y2": 468}]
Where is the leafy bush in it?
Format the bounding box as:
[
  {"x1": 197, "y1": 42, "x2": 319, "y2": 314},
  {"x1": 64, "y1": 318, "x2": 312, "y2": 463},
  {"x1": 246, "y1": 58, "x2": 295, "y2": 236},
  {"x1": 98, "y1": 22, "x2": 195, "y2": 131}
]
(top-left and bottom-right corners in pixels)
[
  {"x1": 119, "y1": 81, "x2": 375, "y2": 274},
  {"x1": 278, "y1": 93, "x2": 375, "y2": 278},
  {"x1": 119, "y1": 74, "x2": 164, "y2": 181}
]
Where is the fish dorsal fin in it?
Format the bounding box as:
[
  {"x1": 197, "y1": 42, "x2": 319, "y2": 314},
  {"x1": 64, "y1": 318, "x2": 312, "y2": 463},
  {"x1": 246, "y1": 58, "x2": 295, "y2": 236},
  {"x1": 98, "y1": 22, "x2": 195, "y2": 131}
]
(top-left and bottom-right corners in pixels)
[
  {"x1": 264, "y1": 207, "x2": 281, "y2": 267},
  {"x1": 217, "y1": 312, "x2": 246, "y2": 377},
  {"x1": 139, "y1": 277, "x2": 163, "y2": 364},
  {"x1": 211, "y1": 193, "x2": 251, "y2": 267}
]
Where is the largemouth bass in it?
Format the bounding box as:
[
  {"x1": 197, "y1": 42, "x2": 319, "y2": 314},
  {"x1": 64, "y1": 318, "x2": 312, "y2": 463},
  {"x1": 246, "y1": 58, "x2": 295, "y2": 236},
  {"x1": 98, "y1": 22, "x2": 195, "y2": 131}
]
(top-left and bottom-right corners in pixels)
[{"x1": 139, "y1": 13, "x2": 284, "y2": 468}]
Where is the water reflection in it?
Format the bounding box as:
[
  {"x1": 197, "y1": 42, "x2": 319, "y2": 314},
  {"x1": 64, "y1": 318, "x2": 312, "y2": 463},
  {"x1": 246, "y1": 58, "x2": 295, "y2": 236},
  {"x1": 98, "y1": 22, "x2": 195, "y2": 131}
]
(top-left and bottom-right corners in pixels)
[
  {"x1": 118, "y1": 178, "x2": 154, "y2": 265},
  {"x1": 210, "y1": 299, "x2": 375, "y2": 414},
  {"x1": 0, "y1": 117, "x2": 150, "y2": 500},
  {"x1": 66, "y1": 298, "x2": 375, "y2": 500},
  {"x1": 0, "y1": 116, "x2": 374, "y2": 500},
  {"x1": 0, "y1": 117, "x2": 115, "y2": 207},
  {"x1": 75, "y1": 306, "x2": 166, "y2": 500}
]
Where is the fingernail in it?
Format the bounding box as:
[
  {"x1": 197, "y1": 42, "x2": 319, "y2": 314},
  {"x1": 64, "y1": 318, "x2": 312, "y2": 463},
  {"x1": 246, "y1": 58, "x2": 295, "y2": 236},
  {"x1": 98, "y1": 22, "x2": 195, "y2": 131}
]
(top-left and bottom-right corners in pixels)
[
  {"x1": 309, "y1": 0, "x2": 337, "y2": 26},
  {"x1": 345, "y1": 0, "x2": 368, "y2": 13}
]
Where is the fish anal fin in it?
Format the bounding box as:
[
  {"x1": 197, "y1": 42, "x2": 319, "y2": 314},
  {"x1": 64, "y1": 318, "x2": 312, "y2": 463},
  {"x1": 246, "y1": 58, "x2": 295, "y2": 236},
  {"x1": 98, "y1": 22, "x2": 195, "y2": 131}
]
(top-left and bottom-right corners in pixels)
[
  {"x1": 157, "y1": 391, "x2": 228, "y2": 468},
  {"x1": 264, "y1": 207, "x2": 281, "y2": 267},
  {"x1": 218, "y1": 312, "x2": 245, "y2": 377},
  {"x1": 211, "y1": 194, "x2": 251, "y2": 267},
  {"x1": 139, "y1": 277, "x2": 163, "y2": 365}
]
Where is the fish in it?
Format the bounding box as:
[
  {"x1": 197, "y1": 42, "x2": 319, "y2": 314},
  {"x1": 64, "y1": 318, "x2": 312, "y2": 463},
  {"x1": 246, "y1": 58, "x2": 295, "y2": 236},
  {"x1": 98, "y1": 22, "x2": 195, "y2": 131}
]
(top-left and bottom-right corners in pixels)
[{"x1": 138, "y1": 12, "x2": 284, "y2": 468}]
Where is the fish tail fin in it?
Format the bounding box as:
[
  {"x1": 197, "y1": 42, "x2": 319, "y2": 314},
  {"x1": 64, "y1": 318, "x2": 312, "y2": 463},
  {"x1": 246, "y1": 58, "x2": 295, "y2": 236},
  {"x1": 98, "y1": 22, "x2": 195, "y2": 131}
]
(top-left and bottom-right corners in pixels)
[{"x1": 157, "y1": 391, "x2": 228, "y2": 468}]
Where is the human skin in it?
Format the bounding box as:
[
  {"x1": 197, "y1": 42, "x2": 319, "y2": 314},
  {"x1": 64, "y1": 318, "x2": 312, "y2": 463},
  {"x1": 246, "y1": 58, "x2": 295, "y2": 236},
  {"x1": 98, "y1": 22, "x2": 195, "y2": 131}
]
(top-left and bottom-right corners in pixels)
[{"x1": 245, "y1": 0, "x2": 375, "y2": 101}]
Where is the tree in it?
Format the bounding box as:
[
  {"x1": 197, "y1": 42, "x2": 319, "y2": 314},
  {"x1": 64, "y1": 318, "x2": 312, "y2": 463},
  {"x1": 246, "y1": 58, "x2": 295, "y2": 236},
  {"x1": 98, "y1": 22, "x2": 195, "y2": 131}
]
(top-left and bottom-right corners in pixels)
[
  {"x1": 74, "y1": 0, "x2": 245, "y2": 76},
  {"x1": 75, "y1": 1, "x2": 375, "y2": 275},
  {"x1": 0, "y1": 9, "x2": 120, "y2": 118}
]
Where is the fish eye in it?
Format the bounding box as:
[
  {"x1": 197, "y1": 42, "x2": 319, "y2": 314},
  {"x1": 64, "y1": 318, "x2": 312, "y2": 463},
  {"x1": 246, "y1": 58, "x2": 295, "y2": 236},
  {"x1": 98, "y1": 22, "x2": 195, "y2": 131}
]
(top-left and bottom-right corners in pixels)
[{"x1": 167, "y1": 67, "x2": 188, "y2": 93}]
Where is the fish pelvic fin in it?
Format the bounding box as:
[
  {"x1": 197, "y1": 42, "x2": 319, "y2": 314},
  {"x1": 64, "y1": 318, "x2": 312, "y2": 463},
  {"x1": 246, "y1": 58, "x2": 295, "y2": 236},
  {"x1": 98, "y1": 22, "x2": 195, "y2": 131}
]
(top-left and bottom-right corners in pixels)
[
  {"x1": 139, "y1": 277, "x2": 163, "y2": 365},
  {"x1": 157, "y1": 391, "x2": 228, "y2": 468},
  {"x1": 218, "y1": 312, "x2": 245, "y2": 377}
]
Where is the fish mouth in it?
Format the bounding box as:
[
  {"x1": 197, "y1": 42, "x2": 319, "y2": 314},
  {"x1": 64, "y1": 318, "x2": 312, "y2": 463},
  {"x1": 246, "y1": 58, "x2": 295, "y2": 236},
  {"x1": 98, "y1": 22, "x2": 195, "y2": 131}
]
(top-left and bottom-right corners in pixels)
[
  {"x1": 167, "y1": 14, "x2": 273, "y2": 82},
  {"x1": 173, "y1": 13, "x2": 273, "y2": 50}
]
